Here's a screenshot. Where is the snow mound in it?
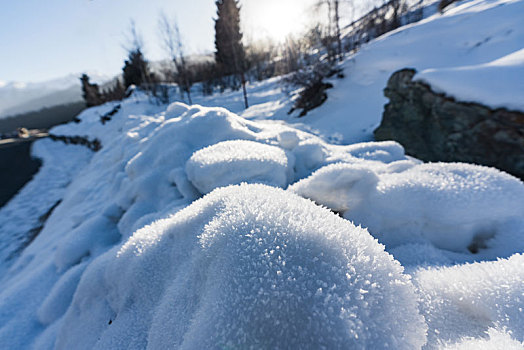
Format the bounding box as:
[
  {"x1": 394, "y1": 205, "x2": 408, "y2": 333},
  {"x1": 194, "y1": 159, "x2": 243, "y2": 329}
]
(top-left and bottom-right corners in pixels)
[
  {"x1": 289, "y1": 163, "x2": 380, "y2": 213},
  {"x1": 440, "y1": 328, "x2": 524, "y2": 350},
  {"x1": 292, "y1": 162, "x2": 524, "y2": 254},
  {"x1": 351, "y1": 163, "x2": 524, "y2": 253},
  {"x1": 186, "y1": 140, "x2": 294, "y2": 194},
  {"x1": 56, "y1": 184, "x2": 426, "y2": 349},
  {"x1": 415, "y1": 253, "x2": 524, "y2": 346}
]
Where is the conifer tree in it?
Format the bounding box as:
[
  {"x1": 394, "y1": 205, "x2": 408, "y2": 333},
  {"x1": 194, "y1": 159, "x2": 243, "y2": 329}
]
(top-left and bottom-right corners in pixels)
[
  {"x1": 122, "y1": 21, "x2": 152, "y2": 90},
  {"x1": 80, "y1": 74, "x2": 102, "y2": 107},
  {"x1": 214, "y1": 0, "x2": 248, "y2": 108},
  {"x1": 123, "y1": 49, "x2": 151, "y2": 89}
]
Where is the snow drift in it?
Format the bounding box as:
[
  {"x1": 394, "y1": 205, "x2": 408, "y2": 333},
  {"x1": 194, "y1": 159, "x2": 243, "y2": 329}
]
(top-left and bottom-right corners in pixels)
[
  {"x1": 415, "y1": 253, "x2": 524, "y2": 347},
  {"x1": 55, "y1": 184, "x2": 426, "y2": 349},
  {"x1": 290, "y1": 162, "x2": 524, "y2": 255},
  {"x1": 186, "y1": 140, "x2": 294, "y2": 193}
]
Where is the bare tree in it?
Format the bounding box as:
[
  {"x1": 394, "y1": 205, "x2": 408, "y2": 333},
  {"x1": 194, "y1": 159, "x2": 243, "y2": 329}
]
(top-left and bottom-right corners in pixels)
[
  {"x1": 159, "y1": 13, "x2": 193, "y2": 104},
  {"x1": 315, "y1": 0, "x2": 345, "y2": 61}
]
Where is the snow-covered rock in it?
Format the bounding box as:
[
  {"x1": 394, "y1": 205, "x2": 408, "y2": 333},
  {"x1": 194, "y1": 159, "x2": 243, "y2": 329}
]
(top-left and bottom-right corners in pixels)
[
  {"x1": 289, "y1": 163, "x2": 380, "y2": 213},
  {"x1": 186, "y1": 140, "x2": 294, "y2": 194},
  {"x1": 2, "y1": 1, "x2": 524, "y2": 348}
]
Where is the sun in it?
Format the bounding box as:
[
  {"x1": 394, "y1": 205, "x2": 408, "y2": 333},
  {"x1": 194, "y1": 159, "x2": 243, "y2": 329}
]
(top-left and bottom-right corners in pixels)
[{"x1": 243, "y1": 0, "x2": 310, "y2": 42}]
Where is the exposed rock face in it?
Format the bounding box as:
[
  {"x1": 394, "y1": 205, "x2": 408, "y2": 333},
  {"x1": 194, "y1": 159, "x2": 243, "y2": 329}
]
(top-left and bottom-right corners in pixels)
[
  {"x1": 49, "y1": 134, "x2": 101, "y2": 151},
  {"x1": 375, "y1": 68, "x2": 524, "y2": 179}
]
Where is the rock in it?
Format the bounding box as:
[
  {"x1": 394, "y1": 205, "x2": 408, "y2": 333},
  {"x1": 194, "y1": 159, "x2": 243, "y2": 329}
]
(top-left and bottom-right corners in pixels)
[{"x1": 375, "y1": 68, "x2": 524, "y2": 179}]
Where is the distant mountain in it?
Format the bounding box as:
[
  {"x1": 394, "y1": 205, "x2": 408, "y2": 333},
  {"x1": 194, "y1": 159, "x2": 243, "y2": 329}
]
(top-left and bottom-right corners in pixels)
[{"x1": 0, "y1": 72, "x2": 110, "y2": 119}]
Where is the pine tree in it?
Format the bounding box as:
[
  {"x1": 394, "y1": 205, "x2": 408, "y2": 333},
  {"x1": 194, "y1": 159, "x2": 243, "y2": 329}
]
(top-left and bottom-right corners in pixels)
[
  {"x1": 80, "y1": 74, "x2": 103, "y2": 107},
  {"x1": 123, "y1": 49, "x2": 151, "y2": 89},
  {"x1": 214, "y1": 0, "x2": 248, "y2": 108}
]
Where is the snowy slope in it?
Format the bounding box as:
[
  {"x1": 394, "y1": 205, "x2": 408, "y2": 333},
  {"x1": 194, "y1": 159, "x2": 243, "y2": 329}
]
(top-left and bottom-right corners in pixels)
[
  {"x1": 182, "y1": 0, "x2": 523, "y2": 144},
  {"x1": 1, "y1": 0, "x2": 524, "y2": 349}
]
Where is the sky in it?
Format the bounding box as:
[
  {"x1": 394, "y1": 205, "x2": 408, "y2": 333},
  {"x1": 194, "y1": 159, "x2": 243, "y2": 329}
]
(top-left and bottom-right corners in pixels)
[{"x1": 0, "y1": 0, "x2": 320, "y2": 84}]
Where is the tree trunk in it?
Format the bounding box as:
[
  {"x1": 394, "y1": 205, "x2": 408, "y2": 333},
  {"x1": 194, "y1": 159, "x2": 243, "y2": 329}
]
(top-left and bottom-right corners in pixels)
[
  {"x1": 334, "y1": 0, "x2": 343, "y2": 61},
  {"x1": 241, "y1": 72, "x2": 249, "y2": 109}
]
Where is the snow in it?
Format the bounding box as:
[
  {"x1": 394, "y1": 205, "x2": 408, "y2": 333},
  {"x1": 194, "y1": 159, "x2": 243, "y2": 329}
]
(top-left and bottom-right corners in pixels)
[
  {"x1": 186, "y1": 140, "x2": 294, "y2": 193},
  {"x1": 416, "y1": 48, "x2": 524, "y2": 111},
  {"x1": 55, "y1": 184, "x2": 427, "y2": 349},
  {"x1": 414, "y1": 254, "x2": 524, "y2": 347},
  {"x1": 440, "y1": 328, "x2": 524, "y2": 350},
  {"x1": 289, "y1": 163, "x2": 381, "y2": 213},
  {"x1": 291, "y1": 162, "x2": 524, "y2": 255},
  {"x1": 1, "y1": 0, "x2": 524, "y2": 348}
]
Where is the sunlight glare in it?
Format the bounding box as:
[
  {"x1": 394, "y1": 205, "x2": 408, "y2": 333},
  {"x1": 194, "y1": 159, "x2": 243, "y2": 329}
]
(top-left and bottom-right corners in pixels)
[{"x1": 244, "y1": 0, "x2": 310, "y2": 42}]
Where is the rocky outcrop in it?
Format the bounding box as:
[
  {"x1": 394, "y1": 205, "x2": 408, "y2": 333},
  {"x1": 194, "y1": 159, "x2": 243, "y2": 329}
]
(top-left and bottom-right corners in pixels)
[
  {"x1": 49, "y1": 134, "x2": 101, "y2": 151},
  {"x1": 375, "y1": 68, "x2": 524, "y2": 179}
]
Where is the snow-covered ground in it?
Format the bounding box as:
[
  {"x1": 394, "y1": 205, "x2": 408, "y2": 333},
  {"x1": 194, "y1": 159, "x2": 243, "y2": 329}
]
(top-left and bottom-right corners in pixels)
[{"x1": 1, "y1": 0, "x2": 523, "y2": 348}]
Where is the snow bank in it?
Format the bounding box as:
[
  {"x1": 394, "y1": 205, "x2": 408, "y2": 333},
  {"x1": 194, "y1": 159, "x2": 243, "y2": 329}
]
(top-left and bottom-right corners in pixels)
[
  {"x1": 55, "y1": 184, "x2": 426, "y2": 349},
  {"x1": 291, "y1": 162, "x2": 524, "y2": 254},
  {"x1": 415, "y1": 254, "x2": 524, "y2": 347},
  {"x1": 289, "y1": 163, "x2": 380, "y2": 213},
  {"x1": 186, "y1": 140, "x2": 294, "y2": 193},
  {"x1": 0, "y1": 139, "x2": 92, "y2": 275}
]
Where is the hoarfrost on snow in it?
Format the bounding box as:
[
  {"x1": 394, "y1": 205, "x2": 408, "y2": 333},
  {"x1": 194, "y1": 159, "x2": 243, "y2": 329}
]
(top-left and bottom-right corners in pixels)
[
  {"x1": 291, "y1": 162, "x2": 524, "y2": 255},
  {"x1": 55, "y1": 184, "x2": 427, "y2": 350},
  {"x1": 186, "y1": 139, "x2": 294, "y2": 194},
  {"x1": 2, "y1": 0, "x2": 524, "y2": 347},
  {"x1": 415, "y1": 254, "x2": 524, "y2": 347}
]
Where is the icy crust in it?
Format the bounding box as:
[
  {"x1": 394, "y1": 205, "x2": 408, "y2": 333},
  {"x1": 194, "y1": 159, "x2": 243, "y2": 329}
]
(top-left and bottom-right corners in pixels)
[
  {"x1": 290, "y1": 162, "x2": 524, "y2": 254},
  {"x1": 414, "y1": 254, "x2": 524, "y2": 348},
  {"x1": 55, "y1": 184, "x2": 427, "y2": 350},
  {"x1": 186, "y1": 140, "x2": 294, "y2": 193}
]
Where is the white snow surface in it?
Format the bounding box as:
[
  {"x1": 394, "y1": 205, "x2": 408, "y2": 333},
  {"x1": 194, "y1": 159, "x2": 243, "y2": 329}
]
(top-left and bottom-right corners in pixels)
[
  {"x1": 416, "y1": 48, "x2": 524, "y2": 111},
  {"x1": 291, "y1": 162, "x2": 524, "y2": 255},
  {"x1": 1, "y1": 0, "x2": 524, "y2": 348},
  {"x1": 440, "y1": 328, "x2": 524, "y2": 350},
  {"x1": 415, "y1": 254, "x2": 524, "y2": 347},
  {"x1": 186, "y1": 140, "x2": 294, "y2": 193},
  {"x1": 56, "y1": 184, "x2": 426, "y2": 349}
]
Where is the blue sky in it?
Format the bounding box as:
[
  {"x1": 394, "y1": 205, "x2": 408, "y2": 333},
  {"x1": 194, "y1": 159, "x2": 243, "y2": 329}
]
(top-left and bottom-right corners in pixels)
[{"x1": 0, "y1": 0, "x2": 317, "y2": 83}]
